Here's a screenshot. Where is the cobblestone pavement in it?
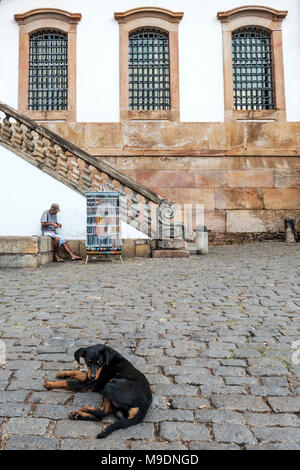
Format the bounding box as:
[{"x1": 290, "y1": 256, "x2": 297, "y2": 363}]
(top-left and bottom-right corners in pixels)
[{"x1": 0, "y1": 242, "x2": 300, "y2": 450}]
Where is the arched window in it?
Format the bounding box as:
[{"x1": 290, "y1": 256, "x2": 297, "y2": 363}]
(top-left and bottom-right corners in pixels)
[
  {"x1": 232, "y1": 28, "x2": 274, "y2": 111},
  {"x1": 29, "y1": 30, "x2": 68, "y2": 111},
  {"x1": 128, "y1": 28, "x2": 170, "y2": 111},
  {"x1": 114, "y1": 7, "x2": 183, "y2": 121},
  {"x1": 217, "y1": 6, "x2": 287, "y2": 121},
  {"x1": 15, "y1": 8, "x2": 81, "y2": 121}
]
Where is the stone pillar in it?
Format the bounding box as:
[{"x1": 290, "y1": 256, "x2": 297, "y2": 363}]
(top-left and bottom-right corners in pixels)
[{"x1": 196, "y1": 225, "x2": 209, "y2": 255}]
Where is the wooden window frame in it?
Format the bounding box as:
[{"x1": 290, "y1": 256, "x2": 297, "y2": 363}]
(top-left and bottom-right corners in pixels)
[
  {"x1": 217, "y1": 6, "x2": 288, "y2": 122},
  {"x1": 114, "y1": 7, "x2": 183, "y2": 122},
  {"x1": 14, "y1": 8, "x2": 81, "y2": 122}
]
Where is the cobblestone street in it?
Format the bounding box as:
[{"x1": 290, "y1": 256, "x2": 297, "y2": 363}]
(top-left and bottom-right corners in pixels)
[{"x1": 0, "y1": 242, "x2": 300, "y2": 450}]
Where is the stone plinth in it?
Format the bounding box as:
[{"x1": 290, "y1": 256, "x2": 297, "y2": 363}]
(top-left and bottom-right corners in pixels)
[
  {"x1": 158, "y1": 239, "x2": 187, "y2": 250},
  {"x1": 0, "y1": 236, "x2": 53, "y2": 268},
  {"x1": 152, "y1": 249, "x2": 189, "y2": 258}
]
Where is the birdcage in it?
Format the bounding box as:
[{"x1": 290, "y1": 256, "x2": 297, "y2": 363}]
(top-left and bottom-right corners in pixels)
[{"x1": 85, "y1": 191, "x2": 122, "y2": 264}]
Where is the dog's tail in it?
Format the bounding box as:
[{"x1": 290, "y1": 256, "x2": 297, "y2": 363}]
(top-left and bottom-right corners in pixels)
[{"x1": 96, "y1": 406, "x2": 148, "y2": 439}]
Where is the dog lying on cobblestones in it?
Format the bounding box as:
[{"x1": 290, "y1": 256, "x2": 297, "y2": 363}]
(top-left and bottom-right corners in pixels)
[{"x1": 44, "y1": 343, "x2": 152, "y2": 439}]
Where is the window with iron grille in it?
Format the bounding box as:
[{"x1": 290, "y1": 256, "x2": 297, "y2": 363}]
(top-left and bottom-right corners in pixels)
[
  {"x1": 129, "y1": 29, "x2": 170, "y2": 111},
  {"x1": 232, "y1": 28, "x2": 274, "y2": 111},
  {"x1": 29, "y1": 30, "x2": 68, "y2": 111}
]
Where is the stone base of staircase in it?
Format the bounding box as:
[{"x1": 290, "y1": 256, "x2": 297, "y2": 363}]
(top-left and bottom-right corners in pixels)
[
  {"x1": 151, "y1": 239, "x2": 190, "y2": 258},
  {"x1": 152, "y1": 249, "x2": 190, "y2": 258}
]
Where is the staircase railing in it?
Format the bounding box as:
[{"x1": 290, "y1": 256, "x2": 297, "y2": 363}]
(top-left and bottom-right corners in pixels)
[{"x1": 0, "y1": 102, "x2": 184, "y2": 239}]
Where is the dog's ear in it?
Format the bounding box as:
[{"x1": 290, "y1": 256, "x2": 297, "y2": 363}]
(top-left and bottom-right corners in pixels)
[
  {"x1": 74, "y1": 347, "x2": 86, "y2": 364},
  {"x1": 104, "y1": 346, "x2": 116, "y2": 366}
]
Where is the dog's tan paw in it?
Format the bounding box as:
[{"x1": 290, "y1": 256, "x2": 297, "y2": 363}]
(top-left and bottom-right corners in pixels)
[
  {"x1": 56, "y1": 371, "x2": 68, "y2": 379},
  {"x1": 69, "y1": 410, "x2": 81, "y2": 420},
  {"x1": 78, "y1": 406, "x2": 94, "y2": 413},
  {"x1": 44, "y1": 380, "x2": 54, "y2": 390}
]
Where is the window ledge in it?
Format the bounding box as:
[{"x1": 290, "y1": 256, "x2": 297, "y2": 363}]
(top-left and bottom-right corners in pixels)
[
  {"x1": 121, "y1": 110, "x2": 179, "y2": 122},
  {"x1": 227, "y1": 109, "x2": 286, "y2": 122},
  {"x1": 20, "y1": 110, "x2": 76, "y2": 122}
]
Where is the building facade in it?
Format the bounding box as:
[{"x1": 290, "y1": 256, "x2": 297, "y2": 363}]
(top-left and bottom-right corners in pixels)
[{"x1": 0, "y1": 0, "x2": 300, "y2": 240}]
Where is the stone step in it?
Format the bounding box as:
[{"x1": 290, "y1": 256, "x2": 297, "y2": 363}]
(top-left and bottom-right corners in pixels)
[{"x1": 152, "y1": 249, "x2": 190, "y2": 258}]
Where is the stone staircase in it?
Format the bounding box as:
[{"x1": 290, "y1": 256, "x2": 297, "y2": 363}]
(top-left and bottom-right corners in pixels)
[{"x1": 0, "y1": 101, "x2": 185, "y2": 244}]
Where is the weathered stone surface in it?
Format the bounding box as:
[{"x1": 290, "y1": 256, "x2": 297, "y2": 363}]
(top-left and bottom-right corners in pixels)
[
  {"x1": 246, "y1": 442, "x2": 300, "y2": 450},
  {"x1": 3, "y1": 418, "x2": 50, "y2": 435},
  {"x1": 267, "y1": 397, "x2": 300, "y2": 413},
  {"x1": 5, "y1": 436, "x2": 57, "y2": 450},
  {"x1": 44, "y1": 120, "x2": 300, "y2": 157},
  {"x1": 39, "y1": 236, "x2": 53, "y2": 253},
  {"x1": 203, "y1": 210, "x2": 226, "y2": 232},
  {"x1": 136, "y1": 169, "x2": 196, "y2": 188},
  {"x1": 60, "y1": 438, "x2": 127, "y2": 450},
  {"x1": 0, "y1": 391, "x2": 29, "y2": 403},
  {"x1": 212, "y1": 423, "x2": 256, "y2": 445},
  {"x1": 215, "y1": 188, "x2": 264, "y2": 210},
  {"x1": 160, "y1": 422, "x2": 210, "y2": 442},
  {"x1": 153, "y1": 187, "x2": 215, "y2": 209},
  {"x1": 251, "y1": 426, "x2": 300, "y2": 443},
  {"x1": 227, "y1": 170, "x2": 274, "y2": 188},
  {"x1": 0, "y1": 254, "x2": 39, "y2": 268},
  {"x1": 189, "y1": 442, "x2": 240, "y2": 450},
  {"x1": 226, "y1": 209, "x2": 300, "y2": 233},
  {"x1": 158, "y1": 239, "x2": 187, "y2": 250},
  {"x1": 33, "y1": 405, "x2": 71, "y2": 420},
  {"x1": 245, "y1": 413, "x2": 300, "y2": 427},
  {"x1": 121, "y1": 239, "x2": 135, "y2": 258},
  {"x1": 135, "y1": 242, "x2": 151, "y2": 258},
  {"x1": 194, "y1": 170, "x2": 228, "y2": 188},
  {"x1": 211, "y1": 395, "x2": 270, "y2": 412},
  {"x1": 264, "y1": 189, "x2": 300, "y2": 210},
  {"x1": 0, "y1": 404, "x2": 31, "y2": 417},
  {"x1": 0, "y1": 236, "x2": 38, "y2": 254},
  {"x1": 131, "y1": 441, "x2": 186, "y2": 450},
  {"x1": 195, "y1": 409, "x2": 245, "y2": 424},
  {"x1": 30, "y1": 391, "x2": 70, "y2": 405},
  {"x1": 274, "y1": 170, "x2": 300, "y2": 188},
  {"x1": 152, "y1": 249, "x2": 189, "y2": 258}
]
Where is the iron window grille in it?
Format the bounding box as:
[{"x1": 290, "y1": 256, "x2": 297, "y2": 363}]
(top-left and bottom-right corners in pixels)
[
  {"x1": 129, "y1": 28, "x2": 170, "y2": 111},
  {"x1": 29, "y1": 30, "x2": 68, "y2": 111},
  {"x1": 232, "y1": 28, "x2": 274, "y2": 111}
]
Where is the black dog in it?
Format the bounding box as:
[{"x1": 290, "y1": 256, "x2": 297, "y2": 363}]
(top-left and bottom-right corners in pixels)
[{"x1": 44, "y1": 343, "x2": 152, "y2": 438}]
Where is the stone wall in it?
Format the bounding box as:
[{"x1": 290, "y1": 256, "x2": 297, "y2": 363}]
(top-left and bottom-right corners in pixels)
[
  {"x1": 58, "y1": 239, "x2": 152, "y2": 259},
  {"x1": 0, "y1": 237, "x2": 153, "y2": 268},
  {"x1": 0, "y1": 236, "x2": 53, "y2": 268},
  {"x1": 44, "y1": 121, "x2": 300, "y2": 235}
]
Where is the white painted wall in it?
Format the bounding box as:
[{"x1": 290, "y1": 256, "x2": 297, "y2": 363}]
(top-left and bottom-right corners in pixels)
[
  {"x1": 0, "y1": 0, "x2": 299, "y2": 122},
  {"x1": 0, "y1": 145, "x2": 147, "y2": 239}
]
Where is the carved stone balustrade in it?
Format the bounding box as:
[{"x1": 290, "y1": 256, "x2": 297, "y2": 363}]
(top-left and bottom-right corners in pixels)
[{"x1": 0, "y1": 101, "x2": 185, "y2": 240}]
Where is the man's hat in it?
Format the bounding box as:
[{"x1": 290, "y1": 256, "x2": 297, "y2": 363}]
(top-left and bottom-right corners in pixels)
[{"x1": 50, "y1": 203, "x2": 60, "y2": 212}]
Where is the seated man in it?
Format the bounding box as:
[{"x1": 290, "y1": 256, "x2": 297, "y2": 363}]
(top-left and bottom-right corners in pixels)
[{"x1": 41, "y1": 203, "x2": 82, "y2": 262}]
